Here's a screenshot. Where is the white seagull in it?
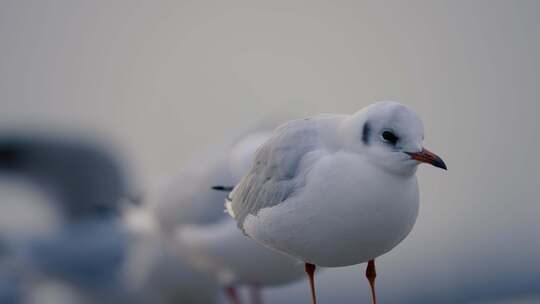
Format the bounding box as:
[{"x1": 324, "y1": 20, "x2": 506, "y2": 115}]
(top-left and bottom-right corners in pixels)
[
  {"x1": 153, "y1": 129, "x2": 305, "y2": 304},
  {"x1": 225, "y1": 102, "x2": 447, "y2": 304}
]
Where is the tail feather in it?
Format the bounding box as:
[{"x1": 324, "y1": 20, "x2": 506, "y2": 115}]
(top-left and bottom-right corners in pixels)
[
  {"x1": 212, "y1": 185, "x2": 235, "y2": 217},
  {"x1": 211, "y1": 185, "x2": 234, "y2": 192}
]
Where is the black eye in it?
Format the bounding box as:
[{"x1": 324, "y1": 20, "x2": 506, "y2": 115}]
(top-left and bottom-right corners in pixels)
[{"x1": 382, "y1": 131, "x2": 399, "y2": 144}]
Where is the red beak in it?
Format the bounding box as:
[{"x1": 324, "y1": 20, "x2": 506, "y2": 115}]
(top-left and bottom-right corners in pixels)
[{"x1": 405, "y1": 148, "x2": 447, "y2": 170}]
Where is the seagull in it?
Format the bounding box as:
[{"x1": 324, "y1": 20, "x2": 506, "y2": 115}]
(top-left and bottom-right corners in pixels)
[
  {"x1": 0, "y1": 133, "x2": 130, "y2": 220},
  {"x1": 0, "y1": 133, "x2": 220, "y2": 304},
  {"x1": 0, "y1": 133, "x2": 132, "y2": 303},
  {"x1": 152, "y1": 128, "x2": 306, "y2": 304},
  {"x1": 224, "y1": 102, "x2": 447, "y2": 304}
]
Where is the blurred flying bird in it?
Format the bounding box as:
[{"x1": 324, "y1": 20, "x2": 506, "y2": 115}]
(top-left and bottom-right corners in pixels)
[{"x1": 226, "y1": 102, "x2": 447, "y2": 304}]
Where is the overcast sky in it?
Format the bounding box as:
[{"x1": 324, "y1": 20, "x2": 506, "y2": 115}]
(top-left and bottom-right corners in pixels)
[{"x1": 1, "y1": 1, "x2": 539, "y2": 303}]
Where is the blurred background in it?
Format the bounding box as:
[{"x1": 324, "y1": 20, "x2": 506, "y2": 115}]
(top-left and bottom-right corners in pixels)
[{"x1": 0, "y1": 0, "x2": 539, "y2": 303}]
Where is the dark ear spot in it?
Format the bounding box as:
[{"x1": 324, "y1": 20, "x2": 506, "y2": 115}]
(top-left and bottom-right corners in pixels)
[{"x1": 362, "y1": 122, "x2": 371, "y2": 145}]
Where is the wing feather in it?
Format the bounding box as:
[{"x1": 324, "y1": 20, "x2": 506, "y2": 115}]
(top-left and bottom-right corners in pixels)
[{"x1": 229, "y1": 118, "x2": 323, "y2": 229}]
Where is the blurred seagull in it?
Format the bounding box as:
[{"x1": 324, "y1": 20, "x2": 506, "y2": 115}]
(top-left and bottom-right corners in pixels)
[
  {"x1": 0, "y1": 133, "x2": 130, "y2": 220},
  {"x1": 122, "y1": 205, "x2": 221, "y2": 304},
  {"x1": 152, "y1": 128, "x2": 305, "y2": 304},
  {"x1": 0, "y1": 132, "x2": 221, "y2": 304},
  {"x1": 224, "y1": 102, "x2": 447, "y2": 304},
  {"x1": 0, "y1": 133, "x2": 134, "y2": 301},
  {"x1": 177, "y1": 217, "x2": 304, "y2": 304}
]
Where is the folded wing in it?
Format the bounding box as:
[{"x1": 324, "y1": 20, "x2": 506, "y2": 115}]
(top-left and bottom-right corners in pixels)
[{"x1": 229, "y1": 117, "x2": 326, "y2": 230}]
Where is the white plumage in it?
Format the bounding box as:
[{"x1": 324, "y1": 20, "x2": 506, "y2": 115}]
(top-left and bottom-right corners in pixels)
[
  {"x1": 177, "y1": 218, "x2": 304, "y2": 286},
  {"x1": 227, "y1": 102, "x2": 447, "y2": 304}
]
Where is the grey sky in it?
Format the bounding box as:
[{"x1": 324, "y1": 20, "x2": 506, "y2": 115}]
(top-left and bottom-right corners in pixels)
[{"x1": 1, "y1": 1, "x2": 539, "y2": 303}]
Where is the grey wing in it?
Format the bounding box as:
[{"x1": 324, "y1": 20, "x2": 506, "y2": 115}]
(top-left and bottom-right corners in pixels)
[{"x1": 230, "y1": 118, "x2": 321, "y2": 229}]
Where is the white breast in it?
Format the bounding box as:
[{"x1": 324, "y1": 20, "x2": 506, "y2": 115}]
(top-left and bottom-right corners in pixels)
[{"x1": 243, "y1": 152, "x2": 419, "y2": 267}]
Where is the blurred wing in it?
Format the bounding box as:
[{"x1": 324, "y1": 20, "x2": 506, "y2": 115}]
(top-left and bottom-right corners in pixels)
[{"x1": 229, "y1": 118, "x2": 323, "y2": 229}]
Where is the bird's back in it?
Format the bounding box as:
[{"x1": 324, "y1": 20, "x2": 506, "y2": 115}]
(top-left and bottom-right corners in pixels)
[{"x1": 229, "y1": 114, "x2": 345, "y2": 230}]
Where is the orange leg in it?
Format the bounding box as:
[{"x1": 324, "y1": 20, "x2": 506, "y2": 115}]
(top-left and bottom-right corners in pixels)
[
  {"x1": 225, "y1": 286, "x2": 242, "y2": 304},
  {"x1": 305, "y1": 263, "x2": 317, "y2": 304},
  {"x1": 365, "y1": 259, "x2": 377, "y2": 304}
]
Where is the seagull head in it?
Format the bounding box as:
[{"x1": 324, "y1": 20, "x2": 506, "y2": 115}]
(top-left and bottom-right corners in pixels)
[{"x1": 343, "y1": 101, "x2": 447, "y2": 175}]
